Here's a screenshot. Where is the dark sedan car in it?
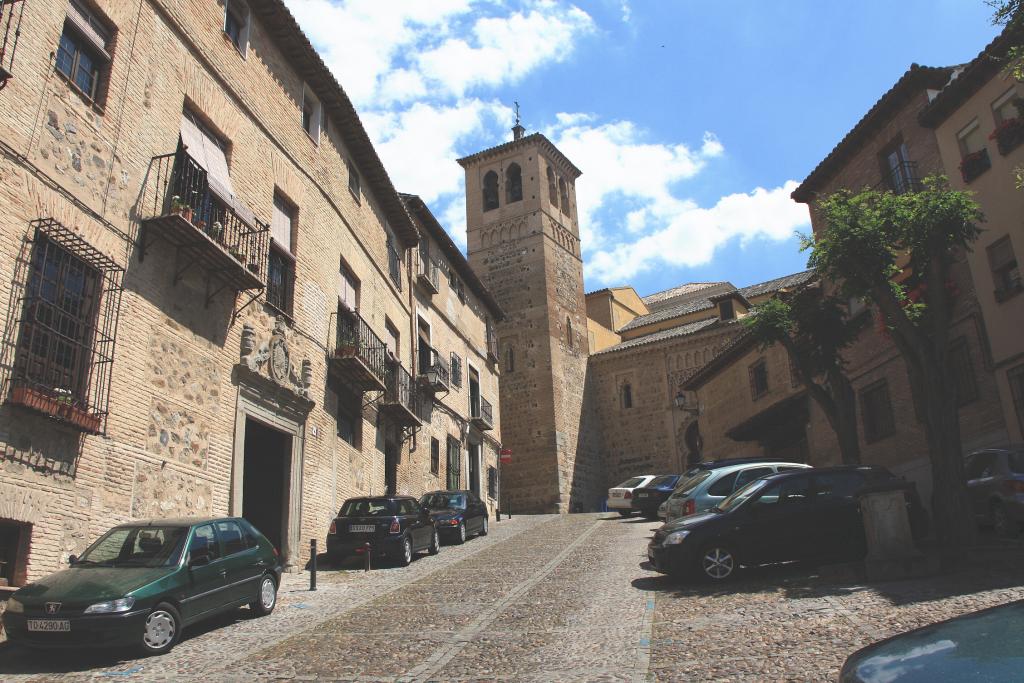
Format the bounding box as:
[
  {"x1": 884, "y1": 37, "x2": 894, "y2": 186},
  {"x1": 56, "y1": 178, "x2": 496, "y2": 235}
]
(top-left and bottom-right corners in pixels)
[
  {"x1": 631, "y1": 474, "x2": 682, "y2": 518},
  {"x1": 841, "y1": 599, "x2": 1024, "y2": 682},
  {"x1": 420, "y1": 490, "x2": 489, "y2": 543},
  {"x1": 3, "y1": 517, "x2": 282, "y2": 654},
  {"x1": 647, "y1": 466, "x2": 926, "y2": 581},
  {"x1": 326, "y1": 496, "x2": 439, "y2": 566},
  {"x1": 963, "y1": 446, "x2": 1024, "y2": 537}
]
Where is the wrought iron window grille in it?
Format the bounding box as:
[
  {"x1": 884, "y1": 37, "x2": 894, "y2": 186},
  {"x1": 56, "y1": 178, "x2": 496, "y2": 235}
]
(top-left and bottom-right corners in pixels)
[{"x1": 5, "y1": 219, "x2": 124, "y2": 435}]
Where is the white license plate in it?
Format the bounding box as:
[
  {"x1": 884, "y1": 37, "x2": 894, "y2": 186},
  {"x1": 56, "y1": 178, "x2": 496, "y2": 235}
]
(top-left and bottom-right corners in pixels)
[
  {"x1": 349, "y1": 524, "x2": 375, "y2": 533},
  {"x1": 637, "y1": 492, "x2": 648, "y2": 498},
  {"x1": 27, "y1": 619, "x2": 71, "y2": 632},
  {"x1": 611, "y1": 491, "x2": 622, "y2": 497}
]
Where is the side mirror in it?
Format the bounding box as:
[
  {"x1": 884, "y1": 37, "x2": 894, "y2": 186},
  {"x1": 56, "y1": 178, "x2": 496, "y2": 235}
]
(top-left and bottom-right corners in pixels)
[{"x1": 68, "y1": 554, "x2": 78, "y2": 565}]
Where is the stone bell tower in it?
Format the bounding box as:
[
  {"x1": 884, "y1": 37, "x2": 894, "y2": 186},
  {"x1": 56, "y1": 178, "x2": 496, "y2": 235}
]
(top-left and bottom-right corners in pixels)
[{"x1": 459, "y1": 125, "x2": 602, "y2": 513}]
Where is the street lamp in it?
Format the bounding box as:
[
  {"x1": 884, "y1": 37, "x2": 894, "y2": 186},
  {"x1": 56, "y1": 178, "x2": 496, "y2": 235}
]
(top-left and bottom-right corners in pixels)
[{"x1": 675, "y1": 390, "x2": 700, "y2": 416}]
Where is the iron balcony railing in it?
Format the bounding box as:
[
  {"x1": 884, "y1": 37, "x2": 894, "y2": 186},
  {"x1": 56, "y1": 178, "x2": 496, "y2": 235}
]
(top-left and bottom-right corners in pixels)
[
  {"x1": 142, "y1": 148, "x2": 270, "y2": 281},
  {"x1": 384, "y1": 361, "x2": 417, "y2": 415},
  {"x1": 418, "y1": 345, "x2": 450, "y2": 389},
  {"x1": 334, "y1": 309, "x2": 388, "y2": 384},
  {"x1": 416, "y1": 256, "x2": 440, "y2": 292},
  {"x1": 875, "y1": 160, "x2": 922, "y2": 195},
  {"x1": 471, "y1": 395, "x2": 493, "y2": 429}
]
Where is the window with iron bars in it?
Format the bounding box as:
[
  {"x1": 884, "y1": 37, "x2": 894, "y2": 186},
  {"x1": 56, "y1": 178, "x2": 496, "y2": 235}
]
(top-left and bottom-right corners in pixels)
[
  {"x1": 387, "y1": 237, "x2": 402, "y2": 291},
  {"x1": 267, "y1": 246, "x2": 294, "y2": 316},
  {"x1": 450, "y1": 352, "x2": 463, "y2": 387}
]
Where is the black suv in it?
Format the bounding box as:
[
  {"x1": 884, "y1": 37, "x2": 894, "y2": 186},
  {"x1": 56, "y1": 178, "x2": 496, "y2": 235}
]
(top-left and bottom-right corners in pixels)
[
  {"x1": 327, "y1": 496, "x2": 439, "y2": 566},
  {"x1": 648, "y1": 466, "x2": 927, "y2": 581}
]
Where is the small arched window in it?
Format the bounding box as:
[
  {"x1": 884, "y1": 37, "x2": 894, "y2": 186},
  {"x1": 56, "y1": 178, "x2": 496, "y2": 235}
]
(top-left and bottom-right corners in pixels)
[
  {"x1": 505, "y1": 345, "x2": 515, "y2": 373},
  {"x1": 506, "y1": 163, "x2": 522, "y2": 203},
  {"x1": 483, "y1": 170, "x2": 499, "y2": 211},
  {"x1": 547, "y1": 166, "x2": 558, "y2": 209},
  {"x1": 621, "y1": 383, "x2": 633, "y2": 409},
  {"x1": 558, "y1": 177, "x2": 570, "y2": 215},
  {"x1": 566, "y1": 317, "x2": 573, "y2": 350}
]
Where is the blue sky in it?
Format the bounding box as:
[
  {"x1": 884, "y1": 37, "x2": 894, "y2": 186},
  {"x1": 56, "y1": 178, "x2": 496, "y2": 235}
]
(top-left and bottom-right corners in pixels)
[{"x1": 286, "y1": 1, "x2": 1001, "y2": 297}]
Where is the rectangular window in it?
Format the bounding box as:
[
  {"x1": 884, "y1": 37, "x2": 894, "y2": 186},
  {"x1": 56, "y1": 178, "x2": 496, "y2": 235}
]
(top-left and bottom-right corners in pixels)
[
  {"x1": 56, "y1": 2, "x2": 112, "y2": 104},
  {"x1": 346, "y1": 158, "x2": 360, "y2": 200},
  {"x1": 621, "y1": 383, "x2": 633, "y2": 409},
  {"x1": 337, "y1": 388, "x2": 360, "y2": 447},
  {"x1": 430, "y1": 438, "x2": 440, "y2": 475},
  {"x1": 387, "y1": 237, "x2": 402, "y2": 291},
  {"x1": 266, "y1": 194, "x2": 295, "y2": 315},
  {"x1": 338, "y1": 260, "x2": 359, "y2": 311},
  {"x1": 223, "y1": 0, "x2": 250, "y2": 56},
  {"x1": 301, "y1": 84, "x2": 321, "y2": 143},
  {"x1": 749, "y1": 359, "x2": 769, "y2": 400},
  {"x1": 718, "y1": 299, "x2": 735, "y2": 320},
  {"x1": 879, "y1": 141, "x2": 917, "y2": 194},
  {"x1": 446, "y1": 437, "x2": 461, "y2": 490},
  {"x1": 1009, "y1": 364, "x2": 1024, "y2": 438},
  {"x1": 992, "y1": 87, "x2": 1021, "y2": 125},
  {"x1": 948, "y1": 337, "x2": 978, "y2": 407},
  {"x1": 487, "y1": 465, "x2": 497, "y2": 500},
  {"x1": 180, "y1": 109, "x2": 234, "y2": 204},
  {"x1": 957, "y1": 119, "x2": 991, "y2": 182},
  {"x1": 385, "y1": 319, "x2": 399, "y2": 359},
  {"x1": 958, "y1": 120, "x2": 986, "y2": 155},
  {"x1": 13, "y1": 234, "x2": 101, "y2": 411},
  {"x1": 450, "y1": 353, "x2": 462, "y2": 387},
  {"x1": 860, "y1": 379, "x2": 896, "y2": 443},
  {"x1": 988, "y1": 235, "x2": 1022, "y2": 301}
]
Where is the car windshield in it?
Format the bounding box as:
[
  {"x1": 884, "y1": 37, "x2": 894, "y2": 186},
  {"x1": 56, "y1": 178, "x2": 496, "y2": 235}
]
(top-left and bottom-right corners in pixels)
[
  {"x1": 716, "y1": 479, "x2": 770, "y2": 512},
  {"x1": 420, "y1": 492, "x2": 466, "y2": 510},
  {"x1": 340, "y1": 499, "x2": 396, "y2": 517},
  {"x1": 77, "y1": 526, "x2": 189, "y2": 568},
  {"x1": 672, "y1": 470, "x2": 713, "y2": 497},
  {"x1": 615, "y1": 477, "x2": 646, "y2": 489},
  {"x1": 648, "y1": 475, "x2": 679, "y2": 488}
]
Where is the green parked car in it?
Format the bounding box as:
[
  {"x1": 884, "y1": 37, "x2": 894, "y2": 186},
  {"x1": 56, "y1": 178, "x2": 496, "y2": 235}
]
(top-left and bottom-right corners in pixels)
[{"x1": 2, "y1": 517, "x2": 282, "y2": 655}]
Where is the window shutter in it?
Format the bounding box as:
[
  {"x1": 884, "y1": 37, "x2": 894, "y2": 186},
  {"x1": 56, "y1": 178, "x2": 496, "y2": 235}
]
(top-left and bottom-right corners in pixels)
[
  {"x1": 179, "y1": 114, "x2": 210, "y2": 171},
  {"x1": 988, "y1": 236, "x2": 1016, "y2": 271},
  {"x1": 66, "y1": 1, "x2": 110, "y2": 60},
  {"x1": 271, "y1": 195, "x2": 292, "y2": 252},
  {"x1": 179, "y1": 114, "x2": 236, "y2": 204},
  {"x1": 338, "y1": 266, "x2": 357, "y2": 311}
]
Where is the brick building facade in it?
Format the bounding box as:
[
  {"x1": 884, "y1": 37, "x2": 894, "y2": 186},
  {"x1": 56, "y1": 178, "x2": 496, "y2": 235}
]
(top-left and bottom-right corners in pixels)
[{"x1": 0, "y1": 0, "x2": 501, "y2": 590}]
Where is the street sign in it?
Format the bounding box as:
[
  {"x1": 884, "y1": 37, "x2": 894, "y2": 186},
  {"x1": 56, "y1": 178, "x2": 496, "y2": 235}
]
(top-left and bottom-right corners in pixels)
[{"x1": 499, "y1": 448, "x2": 512, "y2": 464}]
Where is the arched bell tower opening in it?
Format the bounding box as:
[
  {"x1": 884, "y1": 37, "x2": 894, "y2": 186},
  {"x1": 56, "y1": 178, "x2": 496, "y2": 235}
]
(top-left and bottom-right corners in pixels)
[{"x1": 459, "y1": 127, "x2": 602, "y2": 513}]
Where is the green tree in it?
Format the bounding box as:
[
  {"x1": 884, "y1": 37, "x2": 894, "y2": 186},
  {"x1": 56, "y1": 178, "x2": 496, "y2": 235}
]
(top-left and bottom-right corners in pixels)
[
  {"x1": 988, "y1": 1, "x2": 1023, "y2": 187},
  {"x1": 743, "y1": 287, "x2": 865, "y2": 466},
  {"x1": 809, "y1": 177, "x2": 983, "y2": 549}
]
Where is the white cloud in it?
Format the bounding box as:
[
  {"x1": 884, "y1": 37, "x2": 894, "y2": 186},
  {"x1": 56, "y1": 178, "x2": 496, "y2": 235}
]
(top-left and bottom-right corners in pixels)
[{"x1": 584, "y1": 182, "x2": 810, "y2": 284}]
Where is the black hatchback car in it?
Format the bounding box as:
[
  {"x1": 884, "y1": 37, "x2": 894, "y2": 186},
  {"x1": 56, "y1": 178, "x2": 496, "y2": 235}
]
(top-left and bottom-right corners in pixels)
[
  {"x1": 419, "y1": 490, "x2": 489, "y2": 543},
  {"x1": 326, "y1": 496, "x2": 439, "y2": 567},
  {"x1": 631, "y1": 474, "x2": 682, "y2": 518},
  {"x1": 648, "y1": 466, "x2": 927, "y2": 581}
]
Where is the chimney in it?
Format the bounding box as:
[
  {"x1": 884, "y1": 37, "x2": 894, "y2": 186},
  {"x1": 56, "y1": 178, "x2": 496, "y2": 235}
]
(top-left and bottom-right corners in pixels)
[{"x1": 512, "y1": 123, "x2": 525, "y2": 141}]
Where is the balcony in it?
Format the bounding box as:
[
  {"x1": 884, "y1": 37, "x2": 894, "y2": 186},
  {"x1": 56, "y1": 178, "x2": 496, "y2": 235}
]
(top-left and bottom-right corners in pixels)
[
  {"x1": 470, "y1": 396, "x2": 493, "y2": 431},
  {"x1": 380, "y1": 361, "x2": 420, "y2": 427},
  {"x1": 959, "y1": 149, "x2": 991, "y2": 184},
  {"x1": 328, "y1": 309, "x2": 387, "y2": 392},
  {"x1": 139, "y1": 149, "x2": 269, "y2": 304},
  {"x1": 416, "y1": 257, "x2": 440, "y2": 294},
  {"x1": 387, "y1": 240, "x2": 403, "y2": 291},
  {"x1": 418, "y1": 346, "x2": 450, "y2": 393},
  {"x1": 875, "y1": 161, "x2": 922, "y2": 195}
]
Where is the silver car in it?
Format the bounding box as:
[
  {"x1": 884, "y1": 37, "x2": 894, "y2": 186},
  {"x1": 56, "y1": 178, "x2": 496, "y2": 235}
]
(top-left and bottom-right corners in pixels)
[{"x1": 660, "y1": 461, "x2": 810, "y2": 522}]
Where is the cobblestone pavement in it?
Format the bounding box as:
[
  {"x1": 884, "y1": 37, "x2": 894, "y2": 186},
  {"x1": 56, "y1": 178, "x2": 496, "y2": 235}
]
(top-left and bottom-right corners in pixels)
[{"x1": 1, "y1": 513, "x2": 1023, "y2": 681}]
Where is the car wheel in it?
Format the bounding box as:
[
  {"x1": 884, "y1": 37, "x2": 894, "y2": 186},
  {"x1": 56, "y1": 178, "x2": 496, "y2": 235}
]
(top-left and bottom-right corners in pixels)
[
  {"x1": 250, "y1": 574, "x2": 277, "y2": 617},
  {"x1": 698, "y1": 545, "x2": 737, "y2": 582},
  {"x1": 456, "y1": 522, "x2": 467, "y2": 544},
  {"x1": 618, "y1": 510, "x2": 633, "y2": 518},
  {"x1": 398, "y1": 536, "x2": 413, "y2": 566},
  {"x1": 479, "y1": 516, "x2": 489, "y2": 537},
  {"x1": 992, "y1": 503, "x2": 1014, "y2": 538},
  {"x1": 428, "y1": 529, "x2": 440, "y2": 555},
  {"x1": 140, "y1": 602, "x2": 181, "y2": 656}
]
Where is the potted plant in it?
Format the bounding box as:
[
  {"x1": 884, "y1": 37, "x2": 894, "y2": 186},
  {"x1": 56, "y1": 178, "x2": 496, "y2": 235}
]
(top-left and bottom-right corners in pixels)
[
  {"x1": 210, "y1": 220, "x2": 223, "y2": 241},
  {"x1": 336, "y1": 325, "x2": 359, "y2": 357},
  {"x1": 247, "y1": 260, "x2": 260, "y2": 274},
  {"x1": 959, "y1": 149, "x2": 991, "y2": 183},
  {"x1": 228, "y1": 246, "x2": 244, "y2": 262},
  {"x1": 989, "y1": 116, "x2": 1024, "y2": 156}
]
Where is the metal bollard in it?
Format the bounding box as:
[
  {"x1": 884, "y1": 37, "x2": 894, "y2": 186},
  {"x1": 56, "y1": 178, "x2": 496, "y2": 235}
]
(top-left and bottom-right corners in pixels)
[
  {"x1": 309, "y1": 539, "x2": 317, "y2": 591},
  {"x1": 363, "y1": 542, "x2": 372, "y2": 572}
]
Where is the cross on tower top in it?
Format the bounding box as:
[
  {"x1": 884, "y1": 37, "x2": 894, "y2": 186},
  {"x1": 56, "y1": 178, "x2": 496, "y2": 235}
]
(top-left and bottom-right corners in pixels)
[{"x1": 511, "y1": 100, "x2": 525, "y2": 141}]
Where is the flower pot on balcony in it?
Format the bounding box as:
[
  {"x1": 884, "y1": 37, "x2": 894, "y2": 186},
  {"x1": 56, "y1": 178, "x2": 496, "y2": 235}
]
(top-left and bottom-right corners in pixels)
[
  {"x1": 63, "y1": 405, "x2": 101, "y2": 433},
  {"x1": 959, "y1": 150, "x2": 991, "y2": 183},
  {"x1": 990, "y1": 118, "x2": 1024, "y2": 156},
  {"x1": 247, "y1": 261, "x2": 259, "y2": 274},
  {"x1": 336, "y1": 343, "x2": 358, "y2": 358},
  {"x1": 10, "y1": 385, "x2": 60, "y2": 416}
]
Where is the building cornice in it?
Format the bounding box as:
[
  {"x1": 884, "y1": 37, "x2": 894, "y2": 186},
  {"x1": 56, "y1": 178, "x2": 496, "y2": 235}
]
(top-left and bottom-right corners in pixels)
[{"x1": 457, "y1": 133, "x2": 582, "y2": 180}]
